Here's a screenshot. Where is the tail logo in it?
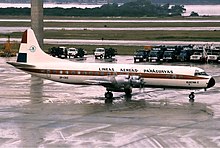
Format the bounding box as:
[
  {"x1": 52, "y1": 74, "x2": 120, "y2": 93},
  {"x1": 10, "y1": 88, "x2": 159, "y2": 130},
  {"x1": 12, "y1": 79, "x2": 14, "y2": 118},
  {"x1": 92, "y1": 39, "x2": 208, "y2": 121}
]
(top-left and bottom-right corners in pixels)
[{"x1": 29, "y1": 45, "x2": 36, "y2": 52}]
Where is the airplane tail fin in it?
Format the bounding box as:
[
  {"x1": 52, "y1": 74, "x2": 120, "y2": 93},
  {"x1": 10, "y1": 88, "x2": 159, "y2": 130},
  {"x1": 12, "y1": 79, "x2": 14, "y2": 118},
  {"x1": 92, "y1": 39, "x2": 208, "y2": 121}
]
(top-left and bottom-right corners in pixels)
[{"x1": 16, "y1": 28, "x2": 58, "y2": 64}]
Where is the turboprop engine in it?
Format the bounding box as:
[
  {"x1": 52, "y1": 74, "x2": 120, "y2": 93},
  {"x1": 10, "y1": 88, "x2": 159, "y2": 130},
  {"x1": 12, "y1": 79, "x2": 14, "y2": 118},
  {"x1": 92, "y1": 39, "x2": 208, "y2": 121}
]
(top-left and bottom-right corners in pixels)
[
  {"x1": 112, "y1": 75, "x2": 144, "y2": 89},
  {"x1": 129, "y1": 75, "x2": 145, "y2": 88}
]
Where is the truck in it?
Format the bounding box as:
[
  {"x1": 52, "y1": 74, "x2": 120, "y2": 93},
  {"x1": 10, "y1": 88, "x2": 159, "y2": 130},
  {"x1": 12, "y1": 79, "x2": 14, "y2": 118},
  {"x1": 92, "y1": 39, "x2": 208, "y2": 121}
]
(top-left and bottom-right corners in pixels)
[
  {"x1": 133, "y1": 49, "x2": 149, "y2": 63},
  {"x1": 67, "y1": 48, "x2": 86, "y2": 58},
  {"x1": 49, "y1": 46, "x2": 67, "y2": 58},
  {"x1": 94, "y1": 47, "x2": 117, "y2": 59},
  {"x1": 148, "y1": 46, "x2": 165, "y2": 62},
  {"x1": 179, "y1": 45, "x2": 194, "y2": 62},
  {"x1": 162, "y1": 46, "x2": 182, "y2": 62}
]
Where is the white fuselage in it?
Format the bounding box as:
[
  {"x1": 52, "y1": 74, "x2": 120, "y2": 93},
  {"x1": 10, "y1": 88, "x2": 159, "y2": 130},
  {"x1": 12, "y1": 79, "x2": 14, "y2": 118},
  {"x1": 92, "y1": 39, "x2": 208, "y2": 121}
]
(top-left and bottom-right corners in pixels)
[{"x1": 20, "y1": 61, "x2": 212, "y2": 89}]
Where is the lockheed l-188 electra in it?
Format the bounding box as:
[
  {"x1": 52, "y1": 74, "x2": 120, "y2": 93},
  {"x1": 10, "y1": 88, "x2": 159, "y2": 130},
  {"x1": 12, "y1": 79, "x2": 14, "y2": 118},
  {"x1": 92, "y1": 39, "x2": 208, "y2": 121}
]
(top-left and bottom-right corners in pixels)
[{"x1": 7, "y1": 29, "x2": 215, "y2": 104}]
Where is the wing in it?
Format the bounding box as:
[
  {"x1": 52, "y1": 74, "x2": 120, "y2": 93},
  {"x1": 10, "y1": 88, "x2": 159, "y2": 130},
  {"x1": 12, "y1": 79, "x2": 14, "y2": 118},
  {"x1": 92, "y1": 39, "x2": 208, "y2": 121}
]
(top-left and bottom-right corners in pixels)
[
  {"x1": 84, "y1": 75, "x2": 144, "y2": 91},
  {"x1": 84, "y1": 78, "x2": 113, "y2": 87}
]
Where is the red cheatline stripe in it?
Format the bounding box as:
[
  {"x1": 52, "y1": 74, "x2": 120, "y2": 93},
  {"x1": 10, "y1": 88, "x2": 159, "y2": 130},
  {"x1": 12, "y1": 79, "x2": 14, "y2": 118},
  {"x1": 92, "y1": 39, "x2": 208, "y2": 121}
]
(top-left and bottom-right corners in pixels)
[{"x1": 20, "y1": 68, "x2": 208, "y2": 80}]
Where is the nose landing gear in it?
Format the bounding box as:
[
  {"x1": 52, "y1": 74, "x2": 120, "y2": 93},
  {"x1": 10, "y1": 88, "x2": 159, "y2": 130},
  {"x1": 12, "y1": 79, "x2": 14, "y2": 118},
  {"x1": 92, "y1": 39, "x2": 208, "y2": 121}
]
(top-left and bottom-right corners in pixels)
[
  {"x1": 189, "y1": 92, "x2": 195, "y2": 103},
  {"x1": 104, "y1": 91, "x2": 113, "y2": 104}
]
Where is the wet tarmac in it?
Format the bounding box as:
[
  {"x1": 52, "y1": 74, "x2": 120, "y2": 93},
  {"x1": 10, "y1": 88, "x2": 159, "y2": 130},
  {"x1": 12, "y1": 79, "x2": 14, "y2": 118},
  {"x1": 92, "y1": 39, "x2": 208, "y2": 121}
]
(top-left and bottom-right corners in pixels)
[{"x1": 1, "y1": 55, "x2": 220, "y2": 147}]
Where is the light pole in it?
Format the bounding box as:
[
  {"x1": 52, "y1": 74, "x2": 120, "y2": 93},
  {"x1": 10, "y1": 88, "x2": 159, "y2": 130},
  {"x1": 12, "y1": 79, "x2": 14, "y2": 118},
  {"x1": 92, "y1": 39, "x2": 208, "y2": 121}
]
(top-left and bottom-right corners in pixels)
[{"x1": 31, "y1": 0, "x2": 43, "y2": 49}]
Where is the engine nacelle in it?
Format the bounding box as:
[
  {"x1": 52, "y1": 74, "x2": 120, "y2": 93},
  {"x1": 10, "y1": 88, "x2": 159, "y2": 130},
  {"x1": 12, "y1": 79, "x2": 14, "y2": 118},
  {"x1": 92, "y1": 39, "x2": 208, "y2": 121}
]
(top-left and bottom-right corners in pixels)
[
  {"x1": 107, "y1": 75, "x2": 145, "y2": 92},
  {"x1": 112, "y1": 75, "x2": 144, "y2": 88},
  {"x1": 129, "y1": 75, "x2": 144, "y2": 88},
  {"x1": 114, "y1": 75, "x2": 130, "y2": 86}
]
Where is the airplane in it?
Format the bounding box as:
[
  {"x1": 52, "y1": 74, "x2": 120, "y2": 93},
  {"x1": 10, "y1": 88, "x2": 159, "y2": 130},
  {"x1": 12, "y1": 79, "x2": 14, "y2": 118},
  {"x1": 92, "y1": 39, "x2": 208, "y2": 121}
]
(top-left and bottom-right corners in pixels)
[{"x1": 7, "y1": 29, "x2": 215, "y2": 104}]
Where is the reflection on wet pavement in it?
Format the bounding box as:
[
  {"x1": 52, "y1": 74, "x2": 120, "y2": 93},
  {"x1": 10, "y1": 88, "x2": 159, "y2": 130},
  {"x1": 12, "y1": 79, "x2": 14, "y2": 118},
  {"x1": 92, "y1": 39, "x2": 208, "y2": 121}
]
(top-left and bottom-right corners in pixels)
[{"x1": 0, "y1": 56, "x2": 220, "y2": 147}]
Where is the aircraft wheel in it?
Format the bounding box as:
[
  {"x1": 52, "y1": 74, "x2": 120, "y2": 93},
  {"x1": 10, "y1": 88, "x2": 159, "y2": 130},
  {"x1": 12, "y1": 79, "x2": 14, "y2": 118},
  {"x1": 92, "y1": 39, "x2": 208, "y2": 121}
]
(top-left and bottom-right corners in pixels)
[
  {"x1": 189, "y1": 98, "x2": 195, "y2": 103},
  {"x1": 105, "y1": 91, "x2": 113, "y2": 99},
  {"x1": 105, "y1": 98, "x2": 113, "y2": 104},
  {"x1": 105, "y1": 92, "x2": 113, "y2": 104},
  {"x1": 189, "y1": 92, "x2": 195, "y2": 103},
  {"x1": 125, "y1": 88, "x2": 132, "y2": 95}
]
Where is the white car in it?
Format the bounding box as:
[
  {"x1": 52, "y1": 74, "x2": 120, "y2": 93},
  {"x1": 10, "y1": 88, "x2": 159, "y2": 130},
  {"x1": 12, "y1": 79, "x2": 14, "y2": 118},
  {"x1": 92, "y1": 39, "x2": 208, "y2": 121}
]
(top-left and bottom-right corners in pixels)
[
  {"x1": 67, "y1": 48, "x2": 78, "y2": 58},
  {"x1": 207, "y1": 51, "x2": 220, "y2": 62},
  {"x1": 94, "y1": 48, "x2": 105, "y2": 59},
  {"x1": 190, "y1": 51, "x2": 207, "y2": 62}
]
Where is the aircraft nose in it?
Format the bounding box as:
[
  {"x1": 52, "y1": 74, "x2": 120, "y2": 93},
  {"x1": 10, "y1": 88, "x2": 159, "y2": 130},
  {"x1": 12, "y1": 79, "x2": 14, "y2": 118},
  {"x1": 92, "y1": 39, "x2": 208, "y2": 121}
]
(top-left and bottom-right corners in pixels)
[{"x1": 207, "y1": 77, "x2": 215, "y2": 88}]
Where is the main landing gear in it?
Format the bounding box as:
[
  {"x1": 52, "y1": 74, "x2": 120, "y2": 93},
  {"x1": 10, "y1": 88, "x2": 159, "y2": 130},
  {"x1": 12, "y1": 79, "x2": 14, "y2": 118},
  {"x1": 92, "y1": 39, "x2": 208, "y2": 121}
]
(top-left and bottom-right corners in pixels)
[
  {"x1": 189, "y1": 92, "x2": 195, "y2": 103},
  {"x1": 104, "y1": 91, "x2": 113, "y2": 104},
  {"x1": 104, "y1": 88, "x2": 132, "y2": 104}
]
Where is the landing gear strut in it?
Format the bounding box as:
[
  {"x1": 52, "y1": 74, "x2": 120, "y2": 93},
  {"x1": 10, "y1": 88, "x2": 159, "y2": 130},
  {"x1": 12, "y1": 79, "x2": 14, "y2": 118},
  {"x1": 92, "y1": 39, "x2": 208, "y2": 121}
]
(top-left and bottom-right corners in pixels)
[
  {"x1": 189, "y1": 92, "x2": 195, "y2": 103},
  {"x1": 125, "y1": 88, "x2": 132, "y2": 96},
  {"x1": 104, "y1": 91, "x2": 113, "y2": 104}
]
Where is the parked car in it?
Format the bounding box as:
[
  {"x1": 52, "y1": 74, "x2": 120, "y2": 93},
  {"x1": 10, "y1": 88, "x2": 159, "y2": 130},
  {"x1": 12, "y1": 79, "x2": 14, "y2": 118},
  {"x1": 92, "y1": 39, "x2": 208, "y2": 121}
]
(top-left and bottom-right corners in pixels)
[
  {"x1": 94, "y1": 48, "x2": 105, "y2": 59},
  {"x1": 67, "y1": 48, "x2": 78, "y2": 58},
  {"x1": 190, "y1": 51, "x2": 207, "y2": 62},
  {"x1": 162, "y1": 50, "x2": 176, "y2": 62},
  {"x1": 133, "y1": 49, "x2": 149, "y2": 62},
  {"x1": 207, "y1": 50, "x2": 220, "y2": 63}
]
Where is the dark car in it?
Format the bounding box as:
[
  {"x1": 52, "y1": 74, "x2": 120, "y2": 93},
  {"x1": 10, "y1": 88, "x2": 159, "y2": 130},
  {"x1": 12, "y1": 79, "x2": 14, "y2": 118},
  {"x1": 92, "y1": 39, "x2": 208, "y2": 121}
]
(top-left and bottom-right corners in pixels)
[
  {"x1": 162, "y1": 50, "x2": 176, "y2": 62},
  {"x1": 162, "y1": 46, "x2": 183, "y2": 62},
  {"x1": 148, "y1": 50, "x2": 164, "y2": 62},
  {"x1": 134, "y1": 49, "x2": 149, "y2": 62}
]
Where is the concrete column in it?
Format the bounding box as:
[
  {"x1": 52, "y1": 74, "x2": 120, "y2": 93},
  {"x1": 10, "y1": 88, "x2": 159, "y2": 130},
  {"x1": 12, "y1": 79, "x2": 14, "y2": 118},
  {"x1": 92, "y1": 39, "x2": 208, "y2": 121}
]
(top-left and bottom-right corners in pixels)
[{"x1": 31, "y1": 0, "x2": 43, "y2": 49}]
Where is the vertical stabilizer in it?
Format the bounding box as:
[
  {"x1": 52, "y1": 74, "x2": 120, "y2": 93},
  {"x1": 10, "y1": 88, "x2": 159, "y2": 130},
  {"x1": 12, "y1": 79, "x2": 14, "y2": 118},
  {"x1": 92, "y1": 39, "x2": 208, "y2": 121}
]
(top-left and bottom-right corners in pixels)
[{"x1": 17, "y1": 29, "x2": 58, "y2": 64}]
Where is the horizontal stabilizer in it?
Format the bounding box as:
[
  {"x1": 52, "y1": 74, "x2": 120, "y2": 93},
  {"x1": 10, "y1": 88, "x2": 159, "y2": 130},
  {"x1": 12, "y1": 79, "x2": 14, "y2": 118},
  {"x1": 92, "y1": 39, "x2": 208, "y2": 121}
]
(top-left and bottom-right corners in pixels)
[{"x1": 7, "y1": 62, "x2": 35, "y2": 68}]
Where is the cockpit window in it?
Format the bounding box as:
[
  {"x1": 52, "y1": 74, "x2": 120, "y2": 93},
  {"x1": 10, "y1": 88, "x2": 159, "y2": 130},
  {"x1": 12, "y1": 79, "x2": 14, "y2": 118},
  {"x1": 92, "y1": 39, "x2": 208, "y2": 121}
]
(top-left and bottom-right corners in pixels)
[{"x1": 195, "y1": 71, "x2": 208, "y2": 76}]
